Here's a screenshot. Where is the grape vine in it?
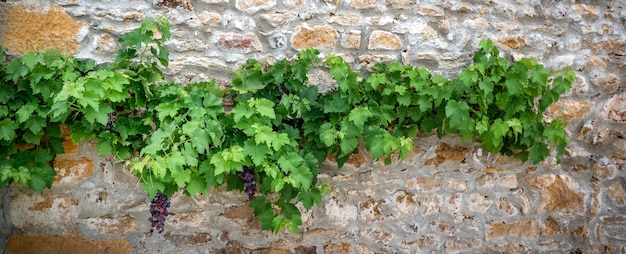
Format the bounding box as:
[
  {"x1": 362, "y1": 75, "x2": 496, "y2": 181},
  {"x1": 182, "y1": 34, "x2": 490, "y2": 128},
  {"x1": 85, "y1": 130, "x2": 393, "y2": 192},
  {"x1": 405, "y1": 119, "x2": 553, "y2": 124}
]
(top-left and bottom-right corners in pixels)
[{"x1": 0, "y1": 16, "x2": 573, "y2": 234}]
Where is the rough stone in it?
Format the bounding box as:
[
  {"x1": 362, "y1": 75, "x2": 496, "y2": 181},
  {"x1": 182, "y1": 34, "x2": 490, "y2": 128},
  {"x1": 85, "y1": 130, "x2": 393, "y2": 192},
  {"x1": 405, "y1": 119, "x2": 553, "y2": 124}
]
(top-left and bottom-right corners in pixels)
[
  {"x1": 496, "y1": 175, "x2": 518, "y2": 189},
  {"x1": 368, "y1": 31, "x2": 402, "y2": 50},
  {"x1": 572, "y1": 4, "x2": 599, "y2": 17},
  {"x1": 7, "y1": 234, "x2": 133, "y2": 254},
  {"x1": 465, "y1": 193, "x2": 492, "y2": 214},
  {"x1": 602, "y1": 94, "x2": 626, "y2": 122},
  {"x1": 0, "y1": 4, "x2": 87, "y2": 54},
  {"x1": 405, "y1": 177, "x2": 444, "y2": 191},
  {"x1": 235, "y1": 0, "x2": 276, "y2": 14},
  {"x1": 541, "y1": 216, "x2": 567, "y2": 236},
  {"x1": 486, "y1": 219, "x2": 540, "y2": 240},
  {"x1": 526, "y1": 174, "x2": 584, "y2": 213},
  {"x1": 260, "y1": 13, "x2": 297, "y2": 28},
  {"x1": 324, "y1": 242, "x2": 351, "y2": 254},
  {"x1": 424, "y1": 143, "x2": 470, "y2": 166},
  {"x1": 444, "y1": 238, "x2": 482, "y2": 254},
  {"x1": 329, "y1": 14, "x2": 362, "y2": 27},
  {"x1": 291, "y1": 25, "x2": 338, "y2": 50},
  {"x1": 418, "y1": 6, "x2": 445, "y2": 16},
  {"x1": 385, "y1": 0, "x2": 414, "y2": 9},
  {"x1": 53, "y1": 157, "x2": 94, "y2": 184},
  {"x1": 358, "y1": 198, "x2": 385, "y2": 222},
  {"x1": 341, "y1": 30, "x2": 361, "y2": 49},
  {"x1": 211, "y1": 32, "x2": 262, "y2": 53},
  {"x1": 546, "y1": 100, "x2": 592, "y2": 121},
  {"x1": 348, "y1": 0, "x2": 376, "y2": 9},
  {"x1": 9, "y1": 192, "x2": 80, "y2": 232},
  {"x1": 591, "y1": 74, "x2": 620, "y2": 92},
  {"x1": 607, "y1": 182, "x2": 626, "y2": 206}
]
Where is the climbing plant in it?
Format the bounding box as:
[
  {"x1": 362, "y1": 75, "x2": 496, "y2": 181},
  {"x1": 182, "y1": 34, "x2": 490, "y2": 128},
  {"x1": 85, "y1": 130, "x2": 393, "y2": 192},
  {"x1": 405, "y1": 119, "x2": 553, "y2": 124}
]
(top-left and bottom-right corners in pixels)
[{"x1": 0, "y1": 17, "x2": 573, "y2": 233}]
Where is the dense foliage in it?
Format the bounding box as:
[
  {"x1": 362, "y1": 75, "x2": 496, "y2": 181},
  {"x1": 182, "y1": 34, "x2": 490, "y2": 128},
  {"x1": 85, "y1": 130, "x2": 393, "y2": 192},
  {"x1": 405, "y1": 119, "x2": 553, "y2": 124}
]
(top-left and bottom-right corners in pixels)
[{"x1": 0, "y1": 17, "x2": 573, "y2": 233}]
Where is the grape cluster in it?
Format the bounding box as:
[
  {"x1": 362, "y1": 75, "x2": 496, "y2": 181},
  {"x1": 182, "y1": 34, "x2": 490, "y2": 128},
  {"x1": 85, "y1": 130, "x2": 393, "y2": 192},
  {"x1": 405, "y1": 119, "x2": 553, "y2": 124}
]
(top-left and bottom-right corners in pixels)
[
  {"x1": 149, "y1": 192, "x2": 170, "y2": 233},
  {"x1": 238, "y1": 166, "x2": 257, "y2": 200}
]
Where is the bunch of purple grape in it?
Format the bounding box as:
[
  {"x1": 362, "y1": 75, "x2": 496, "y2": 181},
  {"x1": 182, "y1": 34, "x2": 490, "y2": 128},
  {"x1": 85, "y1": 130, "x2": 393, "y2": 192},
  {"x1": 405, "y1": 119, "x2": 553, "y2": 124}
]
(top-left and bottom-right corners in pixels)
[
  {"x1": 149, "y1": 192, "x2": 170, "y2": 233},
  {"x1": 238, "y1": 166, "x2": 257, "y2": 200}
]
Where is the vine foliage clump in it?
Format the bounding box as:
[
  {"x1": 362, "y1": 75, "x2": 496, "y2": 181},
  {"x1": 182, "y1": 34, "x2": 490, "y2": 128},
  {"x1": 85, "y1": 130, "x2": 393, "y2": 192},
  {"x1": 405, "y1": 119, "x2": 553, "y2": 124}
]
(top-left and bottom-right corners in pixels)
[{"x1": 0, "y1": 17, "x2": 573, "y2": 233}]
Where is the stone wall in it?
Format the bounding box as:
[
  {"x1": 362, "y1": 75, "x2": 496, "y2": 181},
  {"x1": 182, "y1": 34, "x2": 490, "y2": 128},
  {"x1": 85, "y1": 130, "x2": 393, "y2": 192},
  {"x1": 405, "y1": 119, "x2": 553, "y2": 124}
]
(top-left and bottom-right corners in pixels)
[{"x1": 1, "y1": 0, "x2": 625, "y2": 253}]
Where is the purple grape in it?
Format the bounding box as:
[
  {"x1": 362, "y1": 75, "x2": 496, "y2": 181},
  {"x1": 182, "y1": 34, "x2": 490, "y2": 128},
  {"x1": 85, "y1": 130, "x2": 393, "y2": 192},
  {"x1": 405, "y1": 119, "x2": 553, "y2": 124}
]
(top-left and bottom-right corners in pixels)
[
  {"x1": 238, "y1": 167, "x2": 257, "y2": 200},
  {"x1": 149, "y1": 192, "x2": 170, "y2": 233}
]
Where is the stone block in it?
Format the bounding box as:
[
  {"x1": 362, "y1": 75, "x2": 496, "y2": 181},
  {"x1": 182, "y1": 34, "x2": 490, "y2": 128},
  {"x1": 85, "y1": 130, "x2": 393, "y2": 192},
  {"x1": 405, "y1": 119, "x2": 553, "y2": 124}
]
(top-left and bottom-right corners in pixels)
[
  {"x1": 591, "y1": 74, "x2": 619, "y2": 92},
  {"x1": 164, "y1": 232, "x2": 212, "y2": 247},
  {"x1": 235, "y1": 0, "x2": 276, "y2": 14},
  {"x1": 211, "y1": 32, "x2": 262, "y2": 53},
  {"x1": 607, "y1": 182, "x2": 626, "y2": 206},
  {"x1": 444, "y1": 238, "x2": 482, "y2": 254},
  {"x1": 526, "y1": 174, "x2": 584, "y2": 213},
  {"x1": 486, "y1": 219, "x2": 540, "y2": 240},
  {"x1": 324, "y1": 242, "x2": 351, "y2": 254},
  {"x1": 348, "y1": 0, "x2": 375, "y2": 9},
  {"x1": 341, "y1": 30, "x2": 362, "y2": 49},
  {"x1": 368, "y1": 31, "x2": 402, "y2": 50},
  {"x1": 358, "y1": 198, "x2": 385, "y2": 222},
  {"x1": 291, "y1": 25, "x2": 338, "y2": 50},
  {"x1": 546, "y1": 100, "x2": 592, "y2": 121},
  {"x1": 9, "y1": 192, "x2": 79, "y2": 232},
  {"x1": 602, "y1": 94, "x2": 626, "y2": 122},
  {"x1": 7, "y1": 234, "x2": 133, "y2": 254},
  {"x1": 424, "y1": 143, "x2": 470, "y2": 166},
  {"x1": 53, "y1": 157, "x2": 94, "y2": 184},
  {"x1": 0, "y1": 4, "x2": 87, "y2": 54}
]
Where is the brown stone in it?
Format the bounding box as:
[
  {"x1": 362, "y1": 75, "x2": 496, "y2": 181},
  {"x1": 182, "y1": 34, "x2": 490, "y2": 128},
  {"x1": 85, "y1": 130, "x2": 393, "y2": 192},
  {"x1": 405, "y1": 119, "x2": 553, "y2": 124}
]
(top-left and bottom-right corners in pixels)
[
  {"x1": 488, "y1": 243, "x2": 528, "y2": 253},
  {"x1": 341, "y1": 31, "x2": 362, "y2": 49},
  {"x1": 58, "y1": 124, "x2": 78, "y2": 154},
  {"x1": 466, "y1": 193, "x2": 493, "y2": 213},
  {"x1": 405, "y1": 177, "x2": 444, "y2": 191},
  {"x1": 224, "y1": 204, "x2": 255, "y2": 220},
  {"x1": 164, "y1": 232, "x2": 212, "y2": 246},
  {"x1": 359, "y1": 198, "x2": 385, "y2": 222},
  {"x1": 603, "y1": 94, "x2": 626, "y2": 122},
  {"x1": 385, "y1": 0, "x2": 414, "y2": 8},
  {"x1": 499, "y1": 37, "x2": 527, "y2": 49},
  {"x1": 526, "y1": 174, "x2": 584, "y2": 213},
  {"x1": 546, "y1": 100, "x2": 592, "y2": 121},
  {"x1": 393, "y1": 190, "x2": 441, "y2": 216},
  {"x1": 486, "y1": 219, "x2": 540, "y2": 240},
  {"x1": 348, "y1": 0, "x2": 376, "y2": 8},
  {"x1": 7, "y1": 234, "x2": 133, "y2": 254},
  {"x1": 0, "y1": 4, "x2": 86, "y2": 54},
  {"x1": 572, "y1": 225, "x2": 587, "y2": 237},
  {"x1": 235, "y1": 0, "x2": 276, "y2": 14},
  {"x1": 368, "y1": 31, "x2": 402, "y2": 50},
  {"x1": 324, "y1": 242, "x2": 351, "y2": 254},
  {"x1": 572, "y1": 4, "x2": 599, "y2": 17},
  {"x1": 330, "y1": 14, "x2": 362, "y2": 27},
  {"x1": 541, "y1": 216, "x2": 566, "y2": 236},
  {"x1": 212, "y1": 33, "x2": 261, "y2": 53},
  {"x1": 476, "y1": 174, "x2": 495, "y2": 188},
  {"x1": 589, "y1": 40, "x2": 626, "y2": 55},
  {"x1": 496, "y1": 197, "x2": 518, "y2": 216},
  {"x1": 444, "y1": 238, "x2": 482, "y2": 254},
  {"x1": 497, "y1": 175, "x2": 518, "y2": 189},
  {"x1": 261, "y1": 13, "x2": 297, "y2": 28},
  {"x1": 418, "y1": 7, "x2": 445, "y2": 16},
  {"x1": 80, "y1": 215, "x2": 138, "y2": 234},
  {"x1": 425, "y1": 143, "x2": 470, "y2": 166},
  {"x1": 591, "y1": 74, "x2": 620, "y2": 92},
  {"x1": 157, "y1": 0, "x2": 193, "y2": 10},
  {"x1": 607, "y1": 182, "x2": 626, "y2": 206},
  {"x1": 292, "y1": 25, "x2": 338, "y2": 50},
  {"x1": 9, "y1": 192, "x2": 79, "y2": 231},
  {"x1": 53, "y1": 157, "x2": 94, "y2": 184}
]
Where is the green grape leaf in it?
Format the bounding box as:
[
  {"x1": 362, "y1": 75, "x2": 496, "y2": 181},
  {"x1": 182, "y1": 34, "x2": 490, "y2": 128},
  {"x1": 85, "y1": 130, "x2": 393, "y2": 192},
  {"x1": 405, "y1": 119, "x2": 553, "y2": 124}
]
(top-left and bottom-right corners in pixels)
[
  {"x1": 0, "y1": 119, "x2": 19, "y2": 141},
  {"x1": 252, "y1": 98, "x2": 276, "y2": 119},
  {"x1": 529, "y1": 142, "x2": 549, "y2": 164},
  {"x1": 28, "y1": 165, "x2": 56, "y2": 193},
  {"x1": 185, "y1": 173, "x2": 208, "y2": 196},
  {"x1": 288, "y1": 166, "x2": 312, "y2": 190},
  {"x1": 348, "y1": 107, "x2": 372, "y2": 129},
  {"x1": 16, "y1": 104, "x2": 37, "y2": 123}
]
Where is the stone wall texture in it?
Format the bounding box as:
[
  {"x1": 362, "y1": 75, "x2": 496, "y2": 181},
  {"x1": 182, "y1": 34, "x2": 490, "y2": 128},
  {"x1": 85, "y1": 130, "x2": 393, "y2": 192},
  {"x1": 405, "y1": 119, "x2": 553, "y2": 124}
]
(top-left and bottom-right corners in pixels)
[{"x1": 1, "y1": 0, "x2": 626, "y2": 253}]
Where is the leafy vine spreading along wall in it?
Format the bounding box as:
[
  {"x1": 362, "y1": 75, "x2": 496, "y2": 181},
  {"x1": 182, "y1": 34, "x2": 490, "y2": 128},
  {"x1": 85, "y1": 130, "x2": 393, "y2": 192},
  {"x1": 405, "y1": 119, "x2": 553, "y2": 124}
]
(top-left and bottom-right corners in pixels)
[{"x1": 0, "y1": 17, "x2": 573, "y2": 233}]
